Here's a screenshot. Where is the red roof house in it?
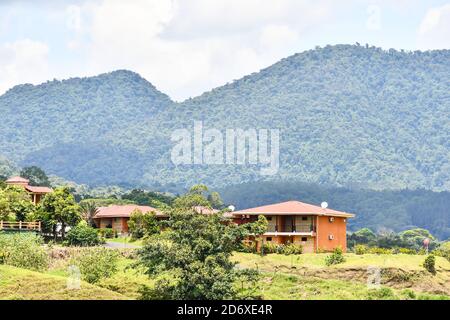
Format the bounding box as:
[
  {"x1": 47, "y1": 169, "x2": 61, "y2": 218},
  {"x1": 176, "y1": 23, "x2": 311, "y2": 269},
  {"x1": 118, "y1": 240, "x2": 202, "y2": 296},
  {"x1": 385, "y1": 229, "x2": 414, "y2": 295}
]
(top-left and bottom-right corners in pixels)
[
  {"x1": 231, "y1": 200, "x2": 355, "y2": 253},
  {"x1": 6, "y1": 176, "x2": 53, "y2": 204}
]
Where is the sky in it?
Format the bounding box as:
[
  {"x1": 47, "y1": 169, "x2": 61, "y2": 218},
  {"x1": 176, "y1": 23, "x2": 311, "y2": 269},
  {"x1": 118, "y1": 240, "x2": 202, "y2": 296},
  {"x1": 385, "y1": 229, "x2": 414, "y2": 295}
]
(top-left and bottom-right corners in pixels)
[{"x1": 0, "y1": 0, "x2": 449, "y2": 101}]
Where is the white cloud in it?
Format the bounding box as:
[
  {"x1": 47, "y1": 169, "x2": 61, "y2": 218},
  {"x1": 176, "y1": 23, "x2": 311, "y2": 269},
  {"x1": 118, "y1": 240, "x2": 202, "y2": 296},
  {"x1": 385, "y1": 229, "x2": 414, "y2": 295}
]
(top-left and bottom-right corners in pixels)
[
  {"x1": 0, "y1": 39, "x2": 50, "y2": 94},
  {"x1": 66, "y1": 4, "x2": 82, "y2": 32},
  {"x1": 417, "y1": 4, "x2": 450, "y2": 50},
  {"x1": 70, "y1": 0, "x2": 332, "y2": 101}
]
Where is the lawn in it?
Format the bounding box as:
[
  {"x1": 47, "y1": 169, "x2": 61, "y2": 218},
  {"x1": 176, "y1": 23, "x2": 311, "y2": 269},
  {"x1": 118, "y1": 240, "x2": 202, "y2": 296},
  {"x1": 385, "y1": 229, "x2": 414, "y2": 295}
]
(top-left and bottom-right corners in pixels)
[
  {"x1": 0, "y1": 264, "x2": 128, "y2": 300},
  {"x1": 105, "y1": 237, "x2": 144, "y2": 247},
  {"x1": 2, "y1": 248, "x2": 449, "y2": 300},
  {"x1": 233, "y1": 252, "x2": 450, "y2": 271},
  {"x1": 233, "y1": 252, "x2": 450, "y2": 298},
  {"x1": 259, "y1": 272, "x2": 448, "y2": 300}
]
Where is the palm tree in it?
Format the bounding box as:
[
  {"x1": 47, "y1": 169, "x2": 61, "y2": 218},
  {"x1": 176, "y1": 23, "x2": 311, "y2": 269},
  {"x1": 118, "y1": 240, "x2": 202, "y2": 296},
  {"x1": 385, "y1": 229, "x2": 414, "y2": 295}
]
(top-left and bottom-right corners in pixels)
[{"x1": 80, "y1": 201, "x2": 99, "y2": 227}]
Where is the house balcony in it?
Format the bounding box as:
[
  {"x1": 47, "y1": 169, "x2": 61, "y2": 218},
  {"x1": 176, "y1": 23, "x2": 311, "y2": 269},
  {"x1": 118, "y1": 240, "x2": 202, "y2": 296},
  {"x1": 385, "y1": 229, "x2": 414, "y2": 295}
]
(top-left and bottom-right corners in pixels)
[{"x1": 265, "y1": 224, "x2": 316, "y2": 236}]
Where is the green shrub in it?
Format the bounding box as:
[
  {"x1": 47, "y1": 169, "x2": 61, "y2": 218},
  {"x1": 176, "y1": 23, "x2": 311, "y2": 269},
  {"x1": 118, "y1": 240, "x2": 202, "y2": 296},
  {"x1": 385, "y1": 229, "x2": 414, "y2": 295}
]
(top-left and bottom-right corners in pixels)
[
  {"x1": 354, "y1": 244, "x2": 368, "y2": 255},
  {"x1": 423, "y1": 255, "x2": 436, "y2": 274},
  {"x1": 239, "y1": 242, "x2": 257, "y2": 253},
  {"x1": 402, "y1": 289, "x2": 416, "y2": 299},
  {"x1": 280, "y1": 243, "x2": 303, "y2": 255},
  {"x1": 432, "y1": 243, "x2": 450, "y2": 262},
  {"x1": 66, "y1": 222, "x2": 102, "y2": 246},
  {"x1": 0, "y1": 232, "x2": 48, "y2": 271},
  {"x1": 367, "y1": 287, "x2": 397, "y2": 300},
  {"x1": 70, "y1": 247, "x2": 119, "y2": 283},
  {"x1": 325, "y1": 247, "x2": 345, "y2": 266},
  {"x1": 261, "y1": 242, "x2": 279, "y2": 254},
  {"x1": 98, "y1": 228, "x2": 116, "y2": 239},
  {"x1": 398, "y1": 248, "x2": 417, "y2": 255}
]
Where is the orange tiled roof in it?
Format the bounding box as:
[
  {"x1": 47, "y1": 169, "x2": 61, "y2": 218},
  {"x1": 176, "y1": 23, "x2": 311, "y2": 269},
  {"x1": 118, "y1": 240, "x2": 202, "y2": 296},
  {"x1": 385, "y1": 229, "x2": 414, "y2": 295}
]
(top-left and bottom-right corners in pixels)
[
  {"x1": 6, "y1": 176, "x2": 30, "y2": 183},
  {"x1": 233, "y1": 201, "x2": 354, "y2": 217},
  {"x1": 94, "y1": 205, "x2": 166, "y2": 219},
  {"x1": 25, "y1": 185, "x2": 53, "y2": 194}
]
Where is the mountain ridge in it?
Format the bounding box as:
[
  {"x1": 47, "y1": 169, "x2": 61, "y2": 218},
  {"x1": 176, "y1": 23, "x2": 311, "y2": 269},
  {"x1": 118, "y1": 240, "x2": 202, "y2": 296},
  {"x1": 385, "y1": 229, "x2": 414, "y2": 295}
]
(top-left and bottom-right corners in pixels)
[{"x1": 0, "y1": 44, "x2": 449, "y2": 191}]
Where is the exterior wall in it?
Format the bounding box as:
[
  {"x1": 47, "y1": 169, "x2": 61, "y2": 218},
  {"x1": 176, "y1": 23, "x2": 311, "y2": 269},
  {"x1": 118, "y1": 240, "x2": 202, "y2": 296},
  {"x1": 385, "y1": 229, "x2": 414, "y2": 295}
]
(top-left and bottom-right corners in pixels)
[
  {"x1": 293, "y1": 235, "x2": 315, "y2": 253},
  {"x1": 97, "y1": 217, "x2": 129, "y2": 233},
  {"x1": 317, "y1": 216, "x2": 347, "y2": 252},
  {"x1": 263, "y1": 235, "x2": 284, "y2": 245},
  {"x1": 99, "y1": 218, "x2": 113, "y2": 229},
  {"x1": 294, "y1": 216, "x2": 313, "y2": 232}
]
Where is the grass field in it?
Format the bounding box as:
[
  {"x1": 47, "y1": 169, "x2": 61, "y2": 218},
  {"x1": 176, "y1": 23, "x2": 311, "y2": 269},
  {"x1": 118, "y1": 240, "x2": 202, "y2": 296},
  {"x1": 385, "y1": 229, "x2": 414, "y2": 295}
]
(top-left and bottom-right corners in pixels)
[
  {"x1": 0, "y1": 264, "x2": 127, "y2": 300},
  {"x1": 233, "y1": 252, "x2": 450, "y2": 270},
  {"x1": 1, "y1": 250, "x2": 449, "y2": 300},
  {"x1": 233, "y1": 252, "x2": 450, "y2": 298}
]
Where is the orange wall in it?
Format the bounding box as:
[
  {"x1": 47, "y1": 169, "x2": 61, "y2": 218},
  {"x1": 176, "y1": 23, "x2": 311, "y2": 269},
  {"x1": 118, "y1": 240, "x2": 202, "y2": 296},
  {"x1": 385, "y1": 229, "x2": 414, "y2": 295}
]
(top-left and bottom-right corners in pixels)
[{"x1": 317, "y1": 216, "x2": 347, "y2": 252}]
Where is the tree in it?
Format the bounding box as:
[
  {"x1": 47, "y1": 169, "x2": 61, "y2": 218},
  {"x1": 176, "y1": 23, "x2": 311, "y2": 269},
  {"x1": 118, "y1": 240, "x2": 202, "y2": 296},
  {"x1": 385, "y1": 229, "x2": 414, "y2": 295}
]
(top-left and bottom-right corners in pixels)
[
  {"x1": 80, "y1": 201, "x2": 99, "y2": 227},
  {"x1": 399, "y1": 228, "x2": 437, "y2": 250},
  {"x1": 128, "y1": 209, "x2": 160, "y2": 240},
  {"x1": 207, "y1": 191, "x2": 224, "y2": 209},
  {"x1": 172, "y1": 184, "x2": 211, "y2": 209},
  {"x1": 248, "y1": 215, "x2": 268, "y2": 256},
  {"x1": 349, "y1": 228, "x2": 377, "y2": 246},
  {"x1": 39, "y1": 187, "x2": 81, "y2": 240},
  {"x1": 20, "y1": 166, "x2": 51, "y2": 187},
  {"x1": 0, "y1": 186, "x2": 36, "y2": 221},
  {"x1": 137, "y1": 190, "x2": 254, "y2": 300}
]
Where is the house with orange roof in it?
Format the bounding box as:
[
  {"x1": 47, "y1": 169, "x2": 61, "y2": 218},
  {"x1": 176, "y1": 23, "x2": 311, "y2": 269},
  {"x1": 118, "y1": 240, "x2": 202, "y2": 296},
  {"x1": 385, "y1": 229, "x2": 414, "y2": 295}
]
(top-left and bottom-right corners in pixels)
[
  {"x1": 231, "y1": 200, "x2": 355, "y2": 253},
  {"x1": 6, "y1": 176, "x2": 53, "y2": 205},
  {"x1": 93, "y1": 205, "x2": 166, "y2": 234}
]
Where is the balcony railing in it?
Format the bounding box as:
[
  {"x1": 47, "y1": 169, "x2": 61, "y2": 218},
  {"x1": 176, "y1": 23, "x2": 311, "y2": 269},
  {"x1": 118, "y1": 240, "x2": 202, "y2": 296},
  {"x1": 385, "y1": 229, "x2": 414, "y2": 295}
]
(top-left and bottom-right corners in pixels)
[{"x1": 267, "y1": 224, "x2": 315, "y2": 233}]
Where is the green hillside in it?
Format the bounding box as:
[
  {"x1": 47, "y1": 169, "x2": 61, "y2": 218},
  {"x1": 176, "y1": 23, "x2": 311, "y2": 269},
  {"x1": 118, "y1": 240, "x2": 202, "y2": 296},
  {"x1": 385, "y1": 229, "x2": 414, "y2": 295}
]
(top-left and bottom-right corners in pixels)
[{"x1": 0, "y1": 44, "x2": 449, "y2": 190}]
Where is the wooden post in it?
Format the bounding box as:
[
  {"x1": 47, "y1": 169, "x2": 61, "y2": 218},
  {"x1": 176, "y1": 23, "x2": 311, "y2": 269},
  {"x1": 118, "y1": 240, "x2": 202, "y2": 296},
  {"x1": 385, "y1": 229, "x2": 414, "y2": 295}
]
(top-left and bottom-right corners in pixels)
[
  {"x1": 0, "y1": 220, "x2": 3, "y2": 230},
  {"x1": 19, "y1": 221, "x2": 22, "y2": 230}
]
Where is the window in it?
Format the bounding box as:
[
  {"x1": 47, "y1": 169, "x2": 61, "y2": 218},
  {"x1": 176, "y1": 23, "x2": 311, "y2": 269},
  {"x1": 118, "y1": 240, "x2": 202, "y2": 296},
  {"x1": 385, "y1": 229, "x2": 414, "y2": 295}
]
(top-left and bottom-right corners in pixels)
[
  {"x1": 302, "y1": 217, "x2": 308, "y2": 221},
  {"x1": 267, "y1": 217, "x2": 272, "y2": 221},
  {"x1": 266, "y1": 237, "x2": 272, "y2": 241},
  {"x1": 301, "y1": 237, "x2": 307, "y2": 242}
]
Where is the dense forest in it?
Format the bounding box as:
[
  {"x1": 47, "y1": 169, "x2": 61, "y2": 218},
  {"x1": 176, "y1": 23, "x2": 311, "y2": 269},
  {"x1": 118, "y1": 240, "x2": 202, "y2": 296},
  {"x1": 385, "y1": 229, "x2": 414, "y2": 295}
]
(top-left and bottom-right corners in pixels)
[
  {"x1": 218, "y1": 181, "x2": 450, "y2": 240},
  {"x1": 0, "y1": 44, "x2": 449, "y2": 191}
]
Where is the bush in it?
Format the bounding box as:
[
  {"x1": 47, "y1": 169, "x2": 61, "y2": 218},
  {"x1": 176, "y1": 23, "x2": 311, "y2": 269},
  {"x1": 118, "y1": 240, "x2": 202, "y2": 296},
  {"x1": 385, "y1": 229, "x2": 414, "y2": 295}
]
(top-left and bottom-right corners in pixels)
[
  {"x1": 239, "y1": 241, "x2": 257, "y2": 253},
  {"x1": 398, "y1": 248, "x2": 417, "y2": 255},
  {"x1": 66, "y1": 222, "x2": 102, "y2": 246},
  {"x1": 354, "y1": 244, "x2": 368, "y2": 255},
  {"x1": 98, "y1": 228, "x2": 117, "y2": 239},
  {"x1": 325, "y1": 247, "x2": 345, "y2": 266},
  {"x1": 280, "y1": 243, "x2": 303, "y2": 255},
  {"x1": 261, "y1": 243, "x2": 303, "y2": 255},
  {"x1": 70, "y1": 247, "x2": 119, "y2": 283},
  {"x1": 261, "y1": 242, "x2": 279, "y2": 254},
  {"x1": 423, "y1": 255, "x2": 436, "y2": 274},
  {"x1": 0, "y1": 232, "x2": 48, "y2": 271},
  {"x1": 367, "y1": 287, "x2": 396, "y2": 300}
]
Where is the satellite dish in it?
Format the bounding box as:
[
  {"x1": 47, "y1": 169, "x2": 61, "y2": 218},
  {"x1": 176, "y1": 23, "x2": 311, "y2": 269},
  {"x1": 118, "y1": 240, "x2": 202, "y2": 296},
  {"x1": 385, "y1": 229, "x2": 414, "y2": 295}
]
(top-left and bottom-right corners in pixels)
[
  {"x1": 321, "y1": 202, "x2": 328, "y2": 209},
  {"x1": 228, "y1": 205, "x2": 235, "y2": 212}
]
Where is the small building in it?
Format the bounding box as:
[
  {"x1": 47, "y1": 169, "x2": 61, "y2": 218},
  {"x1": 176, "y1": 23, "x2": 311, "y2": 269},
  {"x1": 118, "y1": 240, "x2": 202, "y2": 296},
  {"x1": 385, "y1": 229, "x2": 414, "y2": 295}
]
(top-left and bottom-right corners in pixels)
[
  {"x1": 93, "y1": 205, "x2": 167, "y2": 234},
  {"x1": 231, "y1": 200, "x2": 355, "y2": 253},
  {"x1": 6, "y1": 176, "x2": 53, "y2": 205}
]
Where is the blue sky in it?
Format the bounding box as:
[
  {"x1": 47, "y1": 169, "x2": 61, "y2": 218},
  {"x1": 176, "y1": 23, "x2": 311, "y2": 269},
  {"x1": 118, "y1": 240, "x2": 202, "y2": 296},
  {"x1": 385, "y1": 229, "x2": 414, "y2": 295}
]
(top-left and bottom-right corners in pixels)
[{"x1": 0, "y1": 0, "x2": 449, "y2": 101}]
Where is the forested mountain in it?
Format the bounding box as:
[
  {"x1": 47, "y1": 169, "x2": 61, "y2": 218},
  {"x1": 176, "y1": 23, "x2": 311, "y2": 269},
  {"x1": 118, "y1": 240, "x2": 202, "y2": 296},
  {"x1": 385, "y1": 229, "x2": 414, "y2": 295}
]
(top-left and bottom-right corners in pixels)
[
  {"x1": 0, "y1": 44, "x2": 449, "y2": 191},
  {"x1": 218, "y1": 181, "x2": 450, "y2": 240}
]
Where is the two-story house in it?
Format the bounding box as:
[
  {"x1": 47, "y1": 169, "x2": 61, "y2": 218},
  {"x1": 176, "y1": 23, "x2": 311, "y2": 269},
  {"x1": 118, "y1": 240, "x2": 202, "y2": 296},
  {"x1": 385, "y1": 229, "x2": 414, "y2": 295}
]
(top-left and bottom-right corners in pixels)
[{"x1": 232, "y1": 200, "x2": 354, "y2": 252}]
